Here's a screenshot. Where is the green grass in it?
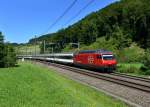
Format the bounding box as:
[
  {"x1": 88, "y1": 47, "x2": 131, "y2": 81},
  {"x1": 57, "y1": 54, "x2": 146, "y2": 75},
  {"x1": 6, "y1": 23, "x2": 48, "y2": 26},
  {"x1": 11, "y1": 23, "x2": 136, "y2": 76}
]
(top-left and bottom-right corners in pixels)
[
  {"x1": 0, "y1": 62, "x2": 128, "y2": 107},
  {"x1": 116, "y1": 63, "x2": 150, "y2": 77},
  {"x1": 117, "y1": 63, "x2": 143, "y2": 69}
]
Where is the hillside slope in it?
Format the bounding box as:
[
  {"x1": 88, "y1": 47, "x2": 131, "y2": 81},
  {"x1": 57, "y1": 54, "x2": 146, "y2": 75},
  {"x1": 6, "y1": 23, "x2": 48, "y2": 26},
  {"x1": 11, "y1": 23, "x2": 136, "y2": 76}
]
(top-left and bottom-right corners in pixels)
[
  {"x1": 29, "y1": 0, "x2": 150, "y2": 52},
  {"x1": 26, "y1": 0, "x2": 150, "y2": 75}
]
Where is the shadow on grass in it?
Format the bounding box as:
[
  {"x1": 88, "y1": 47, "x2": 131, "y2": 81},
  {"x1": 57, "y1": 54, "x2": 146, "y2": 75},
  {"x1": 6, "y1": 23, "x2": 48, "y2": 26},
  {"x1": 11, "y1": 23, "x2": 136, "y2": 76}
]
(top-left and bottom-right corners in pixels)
[
  {"x1": 0, "y1": 64, "x2": 20, "y2": 69},
  {"x1": 14, "y1": 64, "x2": 20, "y2": 67}
]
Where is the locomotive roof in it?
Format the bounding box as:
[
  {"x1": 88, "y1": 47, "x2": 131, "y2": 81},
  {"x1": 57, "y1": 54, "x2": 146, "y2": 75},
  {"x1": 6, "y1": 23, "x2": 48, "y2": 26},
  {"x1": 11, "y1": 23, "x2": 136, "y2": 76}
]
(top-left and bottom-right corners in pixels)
[{"x1": 78, "y1": 49, "x2": 112, "y2": 54}]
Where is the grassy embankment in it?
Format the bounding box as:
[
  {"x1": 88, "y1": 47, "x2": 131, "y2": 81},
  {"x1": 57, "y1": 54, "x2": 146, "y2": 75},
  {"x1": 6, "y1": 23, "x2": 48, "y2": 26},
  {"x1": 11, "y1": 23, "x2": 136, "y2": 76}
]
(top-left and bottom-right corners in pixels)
[
  {"x1": 117, "y1": 63, "x2": 145, "y2": 76},
  {"x1": 0, "y1": 62, "x2": 128, "y2": 107}
]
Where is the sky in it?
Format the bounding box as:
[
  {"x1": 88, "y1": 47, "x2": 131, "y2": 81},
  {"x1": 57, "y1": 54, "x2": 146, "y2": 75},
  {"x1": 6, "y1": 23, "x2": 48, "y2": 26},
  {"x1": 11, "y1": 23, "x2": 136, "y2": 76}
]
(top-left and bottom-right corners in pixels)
[{"x1": 0, "y1": 0, "x2": 118, "y2": 43}]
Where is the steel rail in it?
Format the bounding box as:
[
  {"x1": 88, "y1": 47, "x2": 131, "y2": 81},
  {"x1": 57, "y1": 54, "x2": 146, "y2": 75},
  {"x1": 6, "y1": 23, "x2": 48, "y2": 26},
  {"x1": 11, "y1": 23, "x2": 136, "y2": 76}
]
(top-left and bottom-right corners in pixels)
[
  {"x1": 44, "y1": 62, "x2": 150, "y2": 93},
  {"x1": 111, "y1": 72, "x2": 150, "y2": 83}
]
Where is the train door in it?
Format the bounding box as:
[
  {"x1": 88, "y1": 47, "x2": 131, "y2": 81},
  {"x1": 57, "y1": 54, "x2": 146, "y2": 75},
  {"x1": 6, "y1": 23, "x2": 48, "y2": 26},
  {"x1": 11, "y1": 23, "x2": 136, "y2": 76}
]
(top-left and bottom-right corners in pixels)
[{"x1": 96, "y1": 54, "x2": 103, "y2": 66}]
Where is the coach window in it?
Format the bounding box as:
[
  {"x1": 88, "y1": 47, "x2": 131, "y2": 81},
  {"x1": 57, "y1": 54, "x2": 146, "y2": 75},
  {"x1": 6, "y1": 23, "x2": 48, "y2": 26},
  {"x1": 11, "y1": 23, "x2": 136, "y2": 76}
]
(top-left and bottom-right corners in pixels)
[
  {"x1": 56, "y1": 56, "x2": 73, "y2": 59},
  {"x1": 49, "y1": 56, "x2": 53, "y2": 58},
  {"x1": 64, "y1": 56, "x2": 73, "y2": 59}
]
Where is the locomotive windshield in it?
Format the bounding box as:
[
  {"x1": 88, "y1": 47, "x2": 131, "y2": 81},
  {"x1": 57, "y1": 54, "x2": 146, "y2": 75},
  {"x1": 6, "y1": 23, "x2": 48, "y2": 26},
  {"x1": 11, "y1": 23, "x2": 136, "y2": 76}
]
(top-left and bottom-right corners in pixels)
[{"x1": 102, "y1": 55, "x2": 114, "y2": 60}]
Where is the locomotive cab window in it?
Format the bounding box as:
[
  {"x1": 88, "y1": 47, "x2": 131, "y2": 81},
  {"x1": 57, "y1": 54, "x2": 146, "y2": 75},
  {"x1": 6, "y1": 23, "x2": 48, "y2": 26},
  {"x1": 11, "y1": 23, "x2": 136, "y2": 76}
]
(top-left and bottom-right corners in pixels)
[{"x1": 102, "y1": 55, "x2": 114, "y2": 60}]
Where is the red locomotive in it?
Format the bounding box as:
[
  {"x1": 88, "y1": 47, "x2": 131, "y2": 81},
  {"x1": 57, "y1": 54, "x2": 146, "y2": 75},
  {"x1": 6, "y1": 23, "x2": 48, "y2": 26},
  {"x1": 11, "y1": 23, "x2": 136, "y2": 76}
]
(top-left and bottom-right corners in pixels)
[{"x1": 73, "y1": 50, "x2": 117, "y2": 71}]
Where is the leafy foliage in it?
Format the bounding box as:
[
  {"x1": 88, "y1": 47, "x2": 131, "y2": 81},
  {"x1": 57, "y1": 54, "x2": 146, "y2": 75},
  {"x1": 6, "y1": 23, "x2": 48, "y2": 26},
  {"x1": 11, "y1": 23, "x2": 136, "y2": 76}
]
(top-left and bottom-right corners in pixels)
[
  {"x1": 0, "y1": 32, "x2": 16, "y2": 68},
  {"x1": 141, "y1": 49, "x2": 150, "y2": 74},
  {"x1": 116, "y1": 43, "x2": 145, "y2": 63},
  {"x1": 81, "y1": 37, "x2": 117, "y2": 51},
  {"x1": 0, "y1": 32, "x2": 5, "y2": 67},
  {"x1": 117, "y1": 63, "x2": 143, "y2": 74},
  {"x1": 27, "y1": 0, "x2": 150, "y2": 74},
  {"x1": 29, "y1": 0, "x2": 150, "y2": 53},
  {"x1": 144, "y1": 49, "x2": 150, "y2": 68},
  {"x1": 3, "y1": 44, "x2": 16, "y2": 67}
]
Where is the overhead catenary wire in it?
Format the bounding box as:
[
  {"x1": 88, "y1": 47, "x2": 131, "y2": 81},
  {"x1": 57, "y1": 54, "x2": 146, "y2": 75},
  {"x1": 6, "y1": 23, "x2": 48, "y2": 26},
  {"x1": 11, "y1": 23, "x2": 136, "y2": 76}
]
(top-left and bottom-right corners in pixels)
[
  {"x1": 42, "y1": 0, "x2": 78, "y2": 35},
  {"x1": 37, "y1": 0, "x2": 94, "y2": 52},
  {"x1": 63, "y1": 0, "x2": 95, "y2": 27}
]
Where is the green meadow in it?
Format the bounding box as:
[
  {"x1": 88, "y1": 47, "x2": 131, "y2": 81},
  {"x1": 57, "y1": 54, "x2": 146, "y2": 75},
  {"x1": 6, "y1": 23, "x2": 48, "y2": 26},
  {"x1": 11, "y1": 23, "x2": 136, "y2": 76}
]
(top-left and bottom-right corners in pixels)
[{"x1": 0, "y1": 62, "x2": 128, "y2": 107}]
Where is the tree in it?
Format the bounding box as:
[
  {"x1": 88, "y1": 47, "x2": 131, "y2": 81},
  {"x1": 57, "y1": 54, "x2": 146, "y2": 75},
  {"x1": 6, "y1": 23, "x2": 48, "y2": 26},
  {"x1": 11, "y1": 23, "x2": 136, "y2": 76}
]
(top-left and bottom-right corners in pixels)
[
  {"x1": 111, "y1": 26, "x2": 132, "y2": 49},
  {"x1": 143, "y1": 49, "x2": 150, "y2": 68},
  {"x1": 0, "y1": 32, "x2": 4, "y2": 43},
  {"x1": 0, "y1": 32, "x2": 16, "y2": 68},
  {"x1": 3, "y1": 44, "x2": 16, "y2": 67},
  {"x1": 140, "y1": 49, "x2": 150, "y2": 75},
  {"x1": 28, "y1": 0, "x2": 150, "y2": 52},
  {"x1": 0, "y1": 32, "x2": 4, "y2": 67}
]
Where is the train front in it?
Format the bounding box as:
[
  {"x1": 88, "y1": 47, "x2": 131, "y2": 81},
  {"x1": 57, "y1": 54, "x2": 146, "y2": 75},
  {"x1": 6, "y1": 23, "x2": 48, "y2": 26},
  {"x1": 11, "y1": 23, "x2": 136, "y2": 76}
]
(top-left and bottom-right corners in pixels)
[{"x1": 100, "y1": 53, "x2": 117, "y2": 71}]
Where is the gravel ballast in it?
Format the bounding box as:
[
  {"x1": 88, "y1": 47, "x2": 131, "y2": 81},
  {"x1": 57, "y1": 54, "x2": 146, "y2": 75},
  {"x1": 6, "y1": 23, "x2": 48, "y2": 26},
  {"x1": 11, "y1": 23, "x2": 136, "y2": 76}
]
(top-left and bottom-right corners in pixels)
[{"x1": 35, "y1": 62, "x2": 150, "y2": 107}]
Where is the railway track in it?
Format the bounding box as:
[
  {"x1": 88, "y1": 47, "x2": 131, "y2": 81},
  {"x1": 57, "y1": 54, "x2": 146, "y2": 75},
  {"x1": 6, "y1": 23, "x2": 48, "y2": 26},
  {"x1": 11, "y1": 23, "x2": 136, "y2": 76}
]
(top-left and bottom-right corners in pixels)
[
  {"x1": 42, "y1": 62, "x2": 150, "y2": 93},
  {"x1": 111, "y1": 72, "x2": 150, "y2": 83}
]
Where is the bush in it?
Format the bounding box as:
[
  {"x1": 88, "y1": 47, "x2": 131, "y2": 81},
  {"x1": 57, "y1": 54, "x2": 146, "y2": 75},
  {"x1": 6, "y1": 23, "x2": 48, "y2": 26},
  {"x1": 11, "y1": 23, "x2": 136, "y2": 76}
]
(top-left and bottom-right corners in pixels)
[
  {"x1": 143, "y1": 49, "x2": 150, "y2": 68},
  {"x1": 81, "y1": 37, "x2": 117, "y2": 52},
  {"x1": 143, "y1": 70, "x2": 150, "y2": 75},
  {"x1": 116, "y1": 43, "x2": 145, "y2": 63},
  {"x1": 117, "y1": 63, "x2": 144, "y2": 74},
  {"x1": 140, "y1": 49, "x2": 150, "y2": 75},
  {"x1": 117, "y1": 63, "x2": 141, "y2": 74},
  {"x1": 140, "y1": 65, "x2": 150, "y2": 75},
  {"x1": 0, "y1": 32, "x2": 16, "y2": 68},
  {"x1": 3, "y1": 44, "x2": 16, "y2": 67}
]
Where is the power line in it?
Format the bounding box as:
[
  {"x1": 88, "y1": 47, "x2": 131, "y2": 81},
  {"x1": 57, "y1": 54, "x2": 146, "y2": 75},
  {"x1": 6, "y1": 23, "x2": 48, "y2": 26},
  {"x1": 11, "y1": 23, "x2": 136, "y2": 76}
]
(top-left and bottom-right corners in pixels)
[
  {"x1": 42, "y1": 0, "x2": 78, "y2": 35},
  {"x1": 63, "y1": 0, "x2": 95, "y2": 27}
]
